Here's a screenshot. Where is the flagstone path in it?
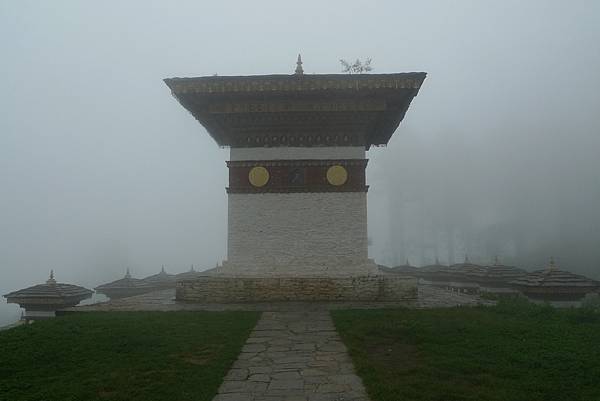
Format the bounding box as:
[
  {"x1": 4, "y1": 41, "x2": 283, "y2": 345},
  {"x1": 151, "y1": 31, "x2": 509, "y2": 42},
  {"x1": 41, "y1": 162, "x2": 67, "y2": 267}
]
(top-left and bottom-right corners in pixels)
[{"x1": 213, "y1": 310, "x2": 370, "y2": 401}]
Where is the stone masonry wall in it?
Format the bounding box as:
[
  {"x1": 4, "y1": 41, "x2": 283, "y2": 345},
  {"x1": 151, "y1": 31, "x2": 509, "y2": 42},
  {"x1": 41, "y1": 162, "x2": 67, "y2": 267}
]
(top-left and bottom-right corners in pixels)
[
  {"x1": 227, "y1": 192, "x2": 368, "y2": 273},
  {"x1": 176, "y1": 275, "x2": 418, "y2": 303}
]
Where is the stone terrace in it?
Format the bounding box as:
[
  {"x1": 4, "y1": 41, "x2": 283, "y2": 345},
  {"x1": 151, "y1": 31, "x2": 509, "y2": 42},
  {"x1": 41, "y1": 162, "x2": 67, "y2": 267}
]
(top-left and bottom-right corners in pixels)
[
  {"x1": 64, "y1": 285, "x2": 491, "y2": 401},
  {"x1": 69, "y1": 284, "x2": 490, "y2": 313}
]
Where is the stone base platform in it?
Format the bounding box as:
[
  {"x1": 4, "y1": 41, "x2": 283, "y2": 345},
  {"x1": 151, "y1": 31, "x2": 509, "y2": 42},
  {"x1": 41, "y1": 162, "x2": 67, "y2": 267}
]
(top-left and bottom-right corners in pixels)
[
  {"x1": 64, "y1": 284, "x2": 492, "y2": 314},
  {"x1": 175, "y1": 275, "x2": 417, "y2": 303}
]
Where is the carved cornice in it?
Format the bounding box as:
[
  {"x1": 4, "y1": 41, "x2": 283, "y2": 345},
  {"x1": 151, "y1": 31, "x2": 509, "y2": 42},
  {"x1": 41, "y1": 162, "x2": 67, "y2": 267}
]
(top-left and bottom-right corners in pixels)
[
  {"x1": 165, "y1": 73, "x2": 425, "y2": 95},
  {"x1": 227, "y1": 159, "x2": 368, "y2": 168},
  {"x1": 164, "y1": 72, "x2": 426, "y2": 148}
]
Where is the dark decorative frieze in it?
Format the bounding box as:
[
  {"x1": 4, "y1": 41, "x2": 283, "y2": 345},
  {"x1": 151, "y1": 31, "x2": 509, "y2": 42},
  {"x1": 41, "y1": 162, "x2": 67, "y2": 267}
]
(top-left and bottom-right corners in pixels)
[
  {"x1": 208, "y1": 100, "x2": 386, "y2": 114},
  {"x1": 227, "y1": 159, "x2": 368, "y2": 194}
]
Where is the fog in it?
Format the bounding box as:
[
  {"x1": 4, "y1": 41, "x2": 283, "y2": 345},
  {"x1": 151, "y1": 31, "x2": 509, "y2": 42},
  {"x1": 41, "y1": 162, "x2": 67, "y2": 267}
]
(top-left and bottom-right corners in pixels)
[{"x1": 1, "y1": 1, "x2": 599, "y2": 325}]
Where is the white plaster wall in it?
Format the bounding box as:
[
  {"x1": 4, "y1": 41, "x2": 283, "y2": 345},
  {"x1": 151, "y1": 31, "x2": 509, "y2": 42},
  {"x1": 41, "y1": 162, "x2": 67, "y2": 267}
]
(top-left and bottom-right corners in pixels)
[
  {"x1": 226, "y1": 192, "x2": 371, "y2": 275},
  {"x1": 230, "y1": 146, "x2": 365, "y2": 161}
]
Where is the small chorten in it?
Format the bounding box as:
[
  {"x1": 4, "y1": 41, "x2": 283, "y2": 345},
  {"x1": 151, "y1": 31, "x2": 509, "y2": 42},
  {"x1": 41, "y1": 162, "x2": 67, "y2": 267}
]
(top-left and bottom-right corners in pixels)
[
  {"x1": 481, "y1": 257, "x2": 526, "y2": 293},
  {"x1": 420, "y1": 257, "x2": 448, "y2": 274},
  {"x1": 450, "y1": 255, "x2": 487, "y2": 279},
  {"x1": 95, "y1": 268, "x2": 153, "y2": 300},
  {"x1": 510, "y1": 257, "x2": 600, "y2": 301},
  {"x1": 386, "y1": 258, "x2": 417, "y2": 275},
  {"x1": 3, "y1": 271, "x2": 92, "y2": 320},
  {"x1": 142, "y1": 265, "x2": 176, "y2": 290},
  {"x1": 176, "y1": 264, "x2": 201, "y2": 281}
]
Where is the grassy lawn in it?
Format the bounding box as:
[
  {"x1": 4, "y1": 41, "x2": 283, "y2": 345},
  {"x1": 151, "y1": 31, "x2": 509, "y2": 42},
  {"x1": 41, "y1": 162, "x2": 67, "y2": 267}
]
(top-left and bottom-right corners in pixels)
[
  {"x1": 333, "y1": 300, "x2": 600, "y2": 401},
  {"x1": 0, "y1": 311, "x2": 260, "y2": 401}
]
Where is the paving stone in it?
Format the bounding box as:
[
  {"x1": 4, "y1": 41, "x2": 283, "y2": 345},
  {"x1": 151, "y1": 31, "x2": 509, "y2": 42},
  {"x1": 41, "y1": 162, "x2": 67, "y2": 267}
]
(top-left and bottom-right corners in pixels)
[
  {"x1": 242, "y1": 343, "x2": 267, "y2": 353},
  {"x1": 315, "y1": 383, "x2": 348, "y2": 393},
  {"x1": 303, "y1": 375, "x2": 330, "y2": 385},
  {"x1": 284, "y1": 396, "x2": 310, "y2": 401},
  {"x1": 237, "y1": 352, "x2": 258, "y2": 360},
  {"x1": 224, "y1": 368, "x2": 248, "y2": 380},
  {"x1": 268, "y1": 345, "x2": 291, "y2": 352},
  {"x1": 249, "y1": 373, "x2": 271, "y2": 382},
  {"x1": 308, "y1": 394, "x2": 349, "y2": 401},
  {"x1": 271, "y1": 371, "x2": 302, "y2": 380},
  {"x1": 249, "y1": 366, "x2": 272, "y2": 374},
  {"x1": 301, "y1": 368, "x2": 329, "y2": 377},
  {"x1": 293, "y1": 343, "x2": 317, "y2": 351},
  {"x1": 329, "y1": 374, "x2": 364, "y2": 387},
  {"x1": 270, "y1": 338, "x2": 293, "y2": 346},
  {"x1": 213, "y1": 393, "x2": 254, "y2": 401},
  {"x1": 246, "y1": 336, "x2": 270, "y2": 343},
  {"x1": 219, "y1": 380, "x2": 268, "y2": 393},
  {"x1": 268, "y1": 379, "x2": 304, "y2": 390}
]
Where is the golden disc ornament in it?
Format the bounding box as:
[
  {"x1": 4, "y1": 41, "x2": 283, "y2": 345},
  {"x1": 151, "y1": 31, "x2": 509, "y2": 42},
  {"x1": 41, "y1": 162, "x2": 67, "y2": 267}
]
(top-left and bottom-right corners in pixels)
[
  {"x1": 326, "y1": 165, "x2": 348, "y2": 186},
  {"x1": 248, "y1": 166, "x2": 270, "y2": 187}
]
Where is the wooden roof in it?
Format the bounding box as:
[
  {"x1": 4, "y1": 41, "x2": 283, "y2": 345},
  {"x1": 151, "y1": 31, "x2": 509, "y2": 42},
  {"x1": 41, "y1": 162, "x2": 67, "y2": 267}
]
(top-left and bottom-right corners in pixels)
[
  {"x1": 175, "y1": 265, "x2": 201, "y2": 280},
  {"x1": 4, "y1": 283, "x2": 92, "y2": 300},
  {"x1": 142, "y1": 266, "x2": 176, "y2": 286},
  {"x1": 3, "y1": 272, "x2": 92, "y2": 303},
  {"x1": 511, "y1": 268, "x2": 599, "y2": 289},
  {"x1": 484, "y1": 264, "x2": 526, "y2": 282},
  {"x1": 164, "y1": 73, "x2": 426, "y2": 149},
  {"x1": 451, "y1": 263, "x2": 488, "y2": 278},
  {"x1": 95, "y1": 271, "x2": 152, "y2": 291}
]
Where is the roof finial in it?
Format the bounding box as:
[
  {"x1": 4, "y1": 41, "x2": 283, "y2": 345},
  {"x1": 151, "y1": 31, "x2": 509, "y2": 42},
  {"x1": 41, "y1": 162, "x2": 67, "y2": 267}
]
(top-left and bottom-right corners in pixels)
[
  {"x1": 295, "y1": 54, "x2": 304, "y2": 75},
  {"x1": 161, "y1": 264, "x2": 165, "y2": 273},
  {"x1": 125, "y1": 267, "x2": 131, "y2": 278},
  {"x1": 548, "y1": 256, "x2": 556, "y2": 270},
  {"x1": 47, "y1": 269, "x2": 57, "y2": 285},
  {"x1": 465, "y1": 254, "x2": 470, "y2": 264},
  {"x1": 494, "y1": 255, "x2": 500, "y2": 266},
  {"x1": 405, "y1": 258, "x2": 410, "y2": 266},
  {"x1": 435, "y1": 256, "x2": 440, "y2": 265},
  {"x1": 190, "y1": 264, "x2": 195, "y2": 272}
]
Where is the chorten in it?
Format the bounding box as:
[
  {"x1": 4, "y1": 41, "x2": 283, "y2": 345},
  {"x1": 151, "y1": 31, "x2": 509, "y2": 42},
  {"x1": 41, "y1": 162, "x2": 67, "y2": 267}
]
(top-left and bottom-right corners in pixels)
[
  {"x1": 3, "y1": 271, "x2": 92, "y2": 320},
  {"x1": 94, "y1": 268, "x2": 153, "y2": 300},
  {"x1": 482, "y1": 257, "x2": 526, "y2": 287},
  {"x1": 165, "y1": 57, "x2": 426, "y2": 301},
  {"x1": 142, "y1": 265, "x2": 176, "y2": 290},
  {"x1": 511, "y1": 258, "x2": 600, "y2": 301},
  {"x1": 176, "y1": 265, "x2": 201, "y2": 281}
]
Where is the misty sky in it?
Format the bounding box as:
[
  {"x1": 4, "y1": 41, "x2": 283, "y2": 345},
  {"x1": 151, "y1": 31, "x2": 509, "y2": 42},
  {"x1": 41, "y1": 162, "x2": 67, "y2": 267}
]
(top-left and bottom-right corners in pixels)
[{"x1": 1, "y1": 1, "x2": 599, "y2": 324}]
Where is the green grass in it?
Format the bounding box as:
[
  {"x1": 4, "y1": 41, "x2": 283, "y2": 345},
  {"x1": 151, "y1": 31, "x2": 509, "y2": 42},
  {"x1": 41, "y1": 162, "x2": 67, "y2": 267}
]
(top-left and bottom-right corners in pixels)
[
  {"x1": 332, "y1": 300, "x2": 600, "y2": 401},
  {"x1": 0, "y1": 311, "x2": 260, "y2": 401}
]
